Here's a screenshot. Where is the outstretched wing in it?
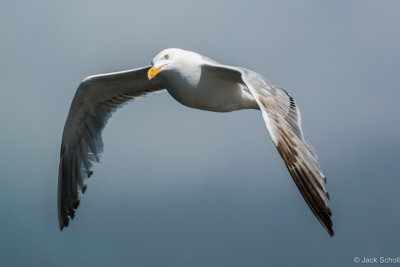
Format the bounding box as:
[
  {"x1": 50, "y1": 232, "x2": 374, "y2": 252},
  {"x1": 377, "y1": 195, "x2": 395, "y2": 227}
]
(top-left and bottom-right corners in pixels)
[
  {"x1": 202, "y1": 63, "x2": 333, "y2": 236},
  {"x1": 58, "y1": 66, "x2": 164, "y2": 230}
]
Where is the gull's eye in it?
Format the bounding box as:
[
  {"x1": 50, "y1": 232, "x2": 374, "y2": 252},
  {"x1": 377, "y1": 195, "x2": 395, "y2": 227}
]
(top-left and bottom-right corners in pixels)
[{"x1": 164, "y1": 54, "x2": 169, "y2": 60}]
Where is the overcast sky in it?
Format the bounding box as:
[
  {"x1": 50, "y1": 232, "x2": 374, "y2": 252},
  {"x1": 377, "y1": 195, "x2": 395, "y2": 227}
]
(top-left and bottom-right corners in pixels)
[{"x1": 1, "y1": 0, "x2": 400, "y2": 266}]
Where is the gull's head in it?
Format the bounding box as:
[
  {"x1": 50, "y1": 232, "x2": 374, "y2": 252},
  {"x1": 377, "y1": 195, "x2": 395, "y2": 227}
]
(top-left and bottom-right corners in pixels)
[{"x1": 147, "y1": 48, "x2": 199, "y2": 80}]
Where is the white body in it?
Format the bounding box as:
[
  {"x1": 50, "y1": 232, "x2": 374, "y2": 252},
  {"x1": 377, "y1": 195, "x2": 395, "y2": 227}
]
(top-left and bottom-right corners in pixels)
[{"x1": 155, "y1": 50, "x2": 258, "y2": 112}]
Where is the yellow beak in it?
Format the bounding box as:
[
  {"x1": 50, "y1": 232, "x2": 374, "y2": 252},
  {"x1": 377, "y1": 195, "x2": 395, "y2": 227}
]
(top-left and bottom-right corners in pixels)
[{"x1": 147, "y1": 65, "x2": 163, "y2": 80}]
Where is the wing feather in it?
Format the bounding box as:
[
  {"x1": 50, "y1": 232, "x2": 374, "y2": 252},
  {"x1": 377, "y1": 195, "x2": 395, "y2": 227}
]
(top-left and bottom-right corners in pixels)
[
  {"x1": 201, "y1": 63, "x2": 333, "y2": 236},
  {"x1": 58, "y1": 66, "x2": 164, "y2": 230},
  {"x1": 240, "y1": 68, "x2": 334, "y2": 236}
]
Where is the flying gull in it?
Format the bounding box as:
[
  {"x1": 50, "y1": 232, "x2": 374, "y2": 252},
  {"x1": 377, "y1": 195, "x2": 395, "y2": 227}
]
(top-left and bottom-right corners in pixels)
[{"x1": 58, "y1": 48, "x2": 333, "y2": 236}]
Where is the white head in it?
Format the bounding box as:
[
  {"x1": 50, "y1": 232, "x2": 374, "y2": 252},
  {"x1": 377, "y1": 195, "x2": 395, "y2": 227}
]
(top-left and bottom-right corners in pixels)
[{"x1": 147, "y1": 48, "x2": 201, "y2": 80}]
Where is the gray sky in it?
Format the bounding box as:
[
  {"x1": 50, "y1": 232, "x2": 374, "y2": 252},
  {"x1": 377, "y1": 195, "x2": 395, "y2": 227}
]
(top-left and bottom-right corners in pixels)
[{"x1": 1, "y1": 0, "x2": 400, "y2": 266}]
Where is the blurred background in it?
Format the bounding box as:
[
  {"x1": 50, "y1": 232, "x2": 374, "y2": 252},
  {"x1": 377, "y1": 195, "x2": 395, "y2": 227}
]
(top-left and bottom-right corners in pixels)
[{"x1": 1, "y1": 0, "x2": 399, "y2": 266}]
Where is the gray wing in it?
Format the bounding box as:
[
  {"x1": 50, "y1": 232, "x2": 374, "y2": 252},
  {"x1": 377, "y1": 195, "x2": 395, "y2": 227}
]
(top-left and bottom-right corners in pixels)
[
  {"x1": 202, "y1": 64, "x2": 333, "y2": 236},
  {"x1": 58, "y1": 66, "x2": 164, "y2": 230}
]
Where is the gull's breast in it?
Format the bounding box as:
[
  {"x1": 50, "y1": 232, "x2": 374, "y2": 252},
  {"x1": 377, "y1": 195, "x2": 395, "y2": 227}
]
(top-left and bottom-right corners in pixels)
[{"x1": 161, "y1": 71, "x2": 256, "y2": 112}]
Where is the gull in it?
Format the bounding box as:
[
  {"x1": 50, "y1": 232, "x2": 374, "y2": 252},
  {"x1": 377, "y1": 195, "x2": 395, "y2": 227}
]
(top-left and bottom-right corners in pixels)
[{"x1": 58, "y1": 48, "x2": 333, "y2": 236}]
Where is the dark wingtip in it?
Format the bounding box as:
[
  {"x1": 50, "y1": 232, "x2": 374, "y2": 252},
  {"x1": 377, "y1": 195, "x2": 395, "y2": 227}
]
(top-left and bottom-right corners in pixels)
[
  {"x1": 59, "y1": 201, "x2": 80, "y2": 231},
  {"x1": 274, "y1": 124, "x2": 334, "y2": 238},
  {"x1": 325, "y1": 191, "x2": 330, "y2": 200},
  {"x1": 58, "y1": 143, "x2": 85, "y2": 231},
  {"x1": 59, "y1": 215, "x2": 68, "y2": 231},
  {"x1": 328, "y1": 228, "x2": 334, "y2": 237}
]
